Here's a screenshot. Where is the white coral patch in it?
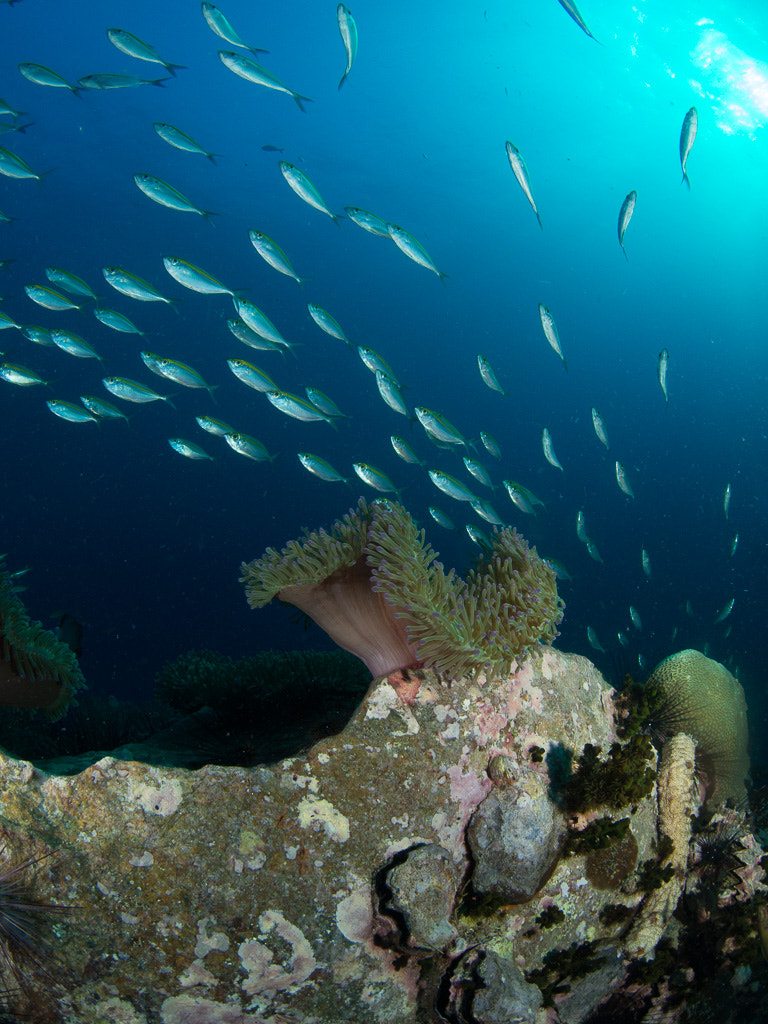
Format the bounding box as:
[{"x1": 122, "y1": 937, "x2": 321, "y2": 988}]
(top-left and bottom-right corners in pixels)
[
  {"x1": 130, "y1": 776, "x2": 183, "y2": 817},
  {"x1": 297, "y1": 796, "x2": 350, "y2": 842}
]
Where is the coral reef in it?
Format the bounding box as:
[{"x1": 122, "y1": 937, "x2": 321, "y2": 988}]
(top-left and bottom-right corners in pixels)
[
  {"x1": 241, "y1": 498, "x2": 563, "y2": 679},
  {"x1": 0, "y1": 555, "x2": 85, "y2": 718},
  {"x1": 645, "y1": 649, "x2": 749, "y2": 802}
]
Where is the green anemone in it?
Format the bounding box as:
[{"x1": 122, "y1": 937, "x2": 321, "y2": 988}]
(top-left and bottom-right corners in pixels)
[
  {"x1": 0, "y1": 555, "x2": 85, "y2": 718},
  {"x1": 240, "y1": 498, "x2": 564, "y2": 679}
]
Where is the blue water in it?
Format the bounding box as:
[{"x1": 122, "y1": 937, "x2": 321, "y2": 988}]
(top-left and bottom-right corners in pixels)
[{"x1": 1, "y1": 1, "x2": 766, "y2": 744}]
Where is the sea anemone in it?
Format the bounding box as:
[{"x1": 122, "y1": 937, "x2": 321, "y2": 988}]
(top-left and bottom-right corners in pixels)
[
  {"x1": 240, "y1": 498, "x2": 564, "y2": 679},
  {"x1": 0, "y1": 555, "x2": 85, "y2": 718}
]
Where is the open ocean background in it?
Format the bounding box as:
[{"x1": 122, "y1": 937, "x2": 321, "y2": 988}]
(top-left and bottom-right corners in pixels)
[{"x1": 1, "y1": 1, "x2": 766, "y2": 758}]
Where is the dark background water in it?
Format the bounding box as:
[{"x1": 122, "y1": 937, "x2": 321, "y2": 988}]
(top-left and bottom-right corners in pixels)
[{"x1": 0, "y1": 1, "x2": 765, "y2": 754}]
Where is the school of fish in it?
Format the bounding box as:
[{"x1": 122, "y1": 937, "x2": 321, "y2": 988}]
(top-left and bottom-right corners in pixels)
[{"x1": 0, "y1": 1, "x2": 741, "y2": 679}]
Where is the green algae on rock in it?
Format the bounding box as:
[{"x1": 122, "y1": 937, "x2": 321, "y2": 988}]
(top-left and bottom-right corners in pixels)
[
  {"x1": 645, "y1": 649, "x2": 749, "y2": 802},
  {"x1": 240, "y1": 498, "x2": 564, "y2": 679},
  {"x1": 0, "y1": 555, "x2": 85, "y2": 717}
]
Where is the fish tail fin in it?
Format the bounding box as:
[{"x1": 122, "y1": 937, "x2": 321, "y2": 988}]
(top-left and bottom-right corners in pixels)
[
  {"x1": 248, "y1": 47, "x2": 271, "y2": 57},
  {"x1": 325, "y1": 416, "x2": 340, "y2": 432},
  {"x1": 681, "y1": 172, "x2": 690, "y2": 189},
  {"x1": 338, "y1": 73, "x2": 347, "y2": 90},
  {"x1": 207, "y1": 385, "x2": 220, "y2": 405},
  {"x1": 164, "y1": 394, "x2": 177, "y2": 410},
  {"x1": 201, "y1": 210, "x2": 218, "y2": 225},
  {"x1": 536, "y1": 212, "x2": 543, "y2": 230},
  {"x1": 168, "y1": 298, "x2": 182, "y2": 315},
  {"x1": 152, "y1": 78, "x2": 171, "y2": 88},
  {"x1": 438, "y1": 272, "x2": 449, "y2": 286},
  {"x1": 293, "y1": 93, "x2": 313, "y2": 112},
  {"x1": 331, "y1": 212, "x2": 345, "y2": 227},
  {"x1": 167, "y1": 63, "x2": 188, "y2": 76},
  {"x1": 622, "y1": 245, "x2": 629, "y2": 262},
  {"x1": 206, "y1": 152, "x2": 220, "y2": 165},
  {"x1": 562, "y1": 357, "x2": 569, "y2": 373}
]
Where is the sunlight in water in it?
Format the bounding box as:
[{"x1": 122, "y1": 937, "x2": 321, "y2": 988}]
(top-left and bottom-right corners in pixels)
[{"x1": 690, "y1": 24, "x2": 768, "y2": 137}]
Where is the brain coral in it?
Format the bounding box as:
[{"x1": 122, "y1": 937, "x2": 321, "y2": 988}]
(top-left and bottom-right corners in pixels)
[
  {"x1": 240, "y1": 498, "x2": 564, "y2": 679},
  {"x1": 645, "y1": 649, "x2": 749, "y2": 802}
]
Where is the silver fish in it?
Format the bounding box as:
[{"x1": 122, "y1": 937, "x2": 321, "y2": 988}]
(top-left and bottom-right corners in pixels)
[
  {"x1": 220, "y1": 52, "x2": 311, "y2": 110},
  {"x1": 730, "y1": 533, "x2": 739, "y2": 558},
  {"x1": 201, "y1": 3, "x2": 269, "y2": 54},
  {"x1": 617, "y1": 190, "x2": 636, "y2": 261},
  {"x1": 480, "y1": 431, "x2": 501, "y2": 459},
  {"x1": 250, "y1": 231, "x2": 304, "y2": 285},
  {"x1": 233, "y1": 297, "x2": 292, "y2": 350},
  {"x1": 78, "y1": 73, "x2": 169, "y2": 89},
  {"x1": 538, "y1": 303, "x2": 567, "y2": 371},
  {"x1": 714, "y1": 597, "x2": 735, "y2": 623},
  {"x1": 463, "y1": 457, "x2": 494, "y2": 490},
  {"x1": 576, "y1": 510, "x2": 589, "y2": 544},
  {"x1": 226, "y1": 358, "x2": 278, "y2": 393},
  {"x1": 542, "y1": 428, "x2": 563, "y2": 471},
  {"x1": 591, "y1": 408, "x2": 609, "y2": 449},
  {"x1": 344, "y1": 206, "x2": 390, "y2": 237},
  {"x1": 504, "y1": 480, "x2": 536, "y2": 515},
  {"x1": 337, "y1": 4, "x2": 358, "y2": 89},
  {"x1": 134, "y1": 174, "x2": 215, "y2": 222},
  {"x1": 107, "y1": 28, "x2": 185, "y2": 76},
  {"x1": 387, "y1": 223, "x2": 447, "y2": 281},
  {"x1": 353, "y1": 463, "x2": 400, "y2": 494},
  {"x1": 680, "y1": 107, "x2": 698, "y2": 189},
  {"x1": 723, "y1": 482, "x2": 731, "y2": 519},
  {"x1": 163, "y1": 256, "x2": 232, "y2": 295},
  {"x1": 24, "y1": 284, "x2": 81, "y2": 311},
  {"x1": 1, "y1": 310, "x2": 25, "y2": 329},
  {"x1": 46, "y1": 400, "x2": 97, "y2": 424},
  {"x1": 80, "y1": 394, "x2": 129, "y2": 422},
  {"x1": 390, "y1": 436, "x2": 423, "y2": 465},
  {"x1": 44, "y1": 267, "x2": 97, "y2": 299},
  {"x1": 0, "y1": 147, "x2": 44, "y2": 181},
  {"x1": 586, "y1": 538, "x2": 603, "y2": 564},
  {"x1": 615, "y1": 460, "x2": 634, "y2": 498},
  {"x1": 266, "y1": 390, "x2": 335, "y2": 425},
  {"x1": 641, "y1": 548, "x2": 652, "y2": 578},
  {"x1": 416, "y1": 408, "x2": 470, "y2": 448},
  {"x1": 279, "y1": 162, "x2": 339, "y2": 221},
  {"x1": 102, "y1": 376, "x2": 173, "y2": 405},
  {"x1": 196, "y1": 415, "x2": 234, "y2": 437},
  {"x1": 0, "y1": 363, "x2": 49, "y2": 387},
  {"x1": 629, "y1": 605, "x2": 642, "y2": 630},
  {"x1": 428, "y1": 507, "x2": 455, "y2": 530},
  {"x1": 102, "y1": 267, "x2": 176, "y2": 306},
  {"x1": 358, "y1": 345, "x2": 399, "y2": 382},
  {"x1": 477, "y1": 354, "x2": 506, "y2": 396},
  {"x1": 93, "y1": 307, "x2": 145, "y2": 333},
  {"x1": 226, "y1": 318, "x2": 281, "y2": 353},
  {"x1": 466, "y1": 525, "x2": 492, "y2": 551},
  {"x1": 505, "y1": 141, "x2": 542, "y2": 229},
  {"x1": 51, "y1": 329, "x2": 102, "y2": 361},
  {"x1": 298, "y1": 453, "x2": 349, "y2": 484},
  {"x1": 153, "y1": 122, "x2": 217, "y2": 162},
  {"x1": 470, "y1": 498, "x2": 503, "y2": 526},
  {"x1": 168, "y1": 438, "x2": 214, "y2": 460},
  {"x1": 428, "y1": 470, "x2": 476, "y2": 503},
  {"x1": 657, "y1": 348, "x2": 669, "y2": 403},
  {"x1": 304, "y1": 387, "x2": 347, "y2": 419},
  {"x1": 307, "y1": 303, "x2": 351, "y2": 346},
  {"x1": 18, "y1": 62, "x2": 80, "y2": 94},
  {"x1": 225, "y1": 432, "x2": 275, "y2": 462},
  {"x1": 375, "y1": 371, "x2": 409, "y2": 419},
  {"x1": 586, "y1": 626, "x2": 605, "y2": 652},
  {"x1": 556, "y1": 0, "x2": 598, "y2": 41}
]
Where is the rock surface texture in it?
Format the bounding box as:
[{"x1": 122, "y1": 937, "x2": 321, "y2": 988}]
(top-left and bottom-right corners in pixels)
[{"x1": 0, "y1": 649, "x2": 751, "y2": 1023}]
